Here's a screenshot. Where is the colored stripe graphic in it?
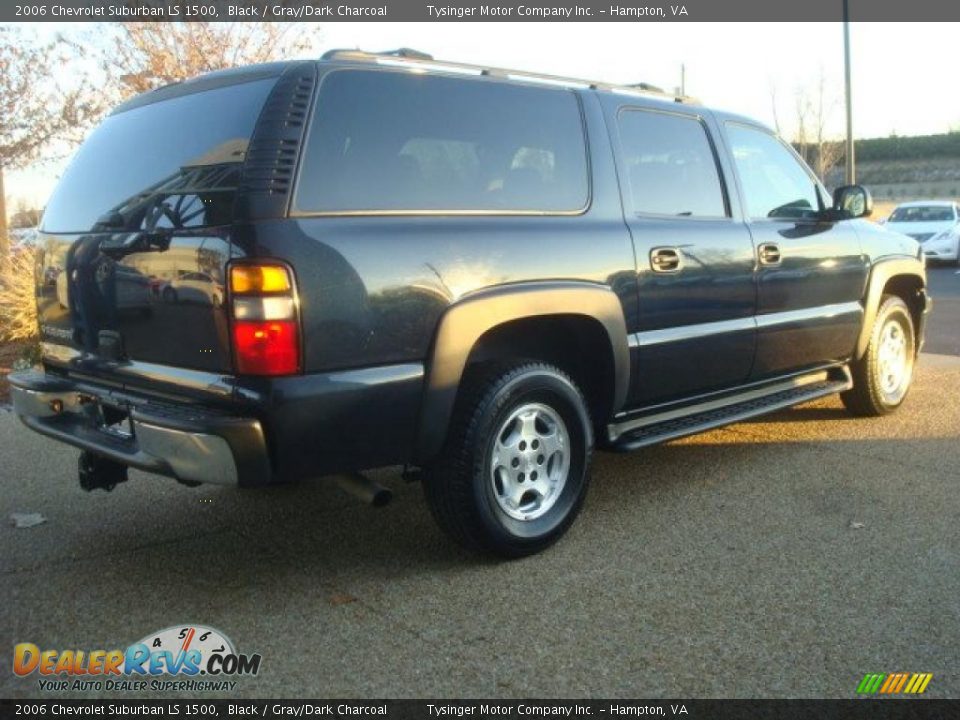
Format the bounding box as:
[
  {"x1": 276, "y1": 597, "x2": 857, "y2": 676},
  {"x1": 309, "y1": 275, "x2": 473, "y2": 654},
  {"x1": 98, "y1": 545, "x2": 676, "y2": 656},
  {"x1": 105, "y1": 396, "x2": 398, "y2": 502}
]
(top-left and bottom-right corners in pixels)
[
  {"x1": 857, "y1": 672, "x2": 932, "y2": 694},
  {"x1": 857, "y1": 673, "x2": 885, "y2": 693},
  {"x1": 880, "y1": 674, "x2": 898, "y2": 693}
]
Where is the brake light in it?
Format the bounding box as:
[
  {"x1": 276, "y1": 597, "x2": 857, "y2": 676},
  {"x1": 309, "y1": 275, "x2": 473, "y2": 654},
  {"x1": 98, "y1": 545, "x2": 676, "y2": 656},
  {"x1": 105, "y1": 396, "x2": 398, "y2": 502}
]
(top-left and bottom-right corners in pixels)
[
  {"x1": 229, "y1": 263, "x2": 300, "y2": 376},
  {"x1": 233, "y1": 321, "x2": 299, "y2": 375}
]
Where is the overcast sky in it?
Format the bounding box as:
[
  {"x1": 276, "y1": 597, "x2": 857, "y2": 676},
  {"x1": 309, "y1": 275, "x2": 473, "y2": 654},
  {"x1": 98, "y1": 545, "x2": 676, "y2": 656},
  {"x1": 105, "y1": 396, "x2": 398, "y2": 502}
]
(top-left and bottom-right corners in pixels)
[{"x1": 6, "y1": 21, "x2": 958, "y2": 214}]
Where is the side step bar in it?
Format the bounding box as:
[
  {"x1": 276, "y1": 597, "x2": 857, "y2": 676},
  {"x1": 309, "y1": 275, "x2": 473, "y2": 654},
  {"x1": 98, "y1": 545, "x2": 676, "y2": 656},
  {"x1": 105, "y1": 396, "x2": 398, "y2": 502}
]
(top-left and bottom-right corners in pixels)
[{"x1": 608, "y1": 366, "x2": 852, "y2": 452}]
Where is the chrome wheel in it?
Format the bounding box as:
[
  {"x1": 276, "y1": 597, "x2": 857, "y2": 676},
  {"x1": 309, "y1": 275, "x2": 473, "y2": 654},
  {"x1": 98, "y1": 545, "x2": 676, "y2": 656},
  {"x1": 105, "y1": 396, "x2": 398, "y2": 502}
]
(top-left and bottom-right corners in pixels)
[
  {"x1": 876, "y1": 317, "x2": 912, "y2": 401},
  {"x1": 490, "y1": 402, "x2": 570, "y2": 522}
]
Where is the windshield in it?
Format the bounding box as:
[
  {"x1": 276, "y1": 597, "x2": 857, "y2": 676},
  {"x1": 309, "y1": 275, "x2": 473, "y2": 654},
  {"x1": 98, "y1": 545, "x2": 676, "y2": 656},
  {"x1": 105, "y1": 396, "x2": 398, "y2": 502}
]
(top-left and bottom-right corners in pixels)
[
  {"x1": 888, "y1": 206, "x2": 956, "y2": 223},
  {"x1": 42, "y1": 78, "x2": 276, "y2": 234}
]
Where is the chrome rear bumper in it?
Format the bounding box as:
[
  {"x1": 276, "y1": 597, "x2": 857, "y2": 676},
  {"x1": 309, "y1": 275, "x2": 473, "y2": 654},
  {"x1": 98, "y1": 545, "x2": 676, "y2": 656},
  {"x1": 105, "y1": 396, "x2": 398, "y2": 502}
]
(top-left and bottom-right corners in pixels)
[{"x1": 8, "y1": 370, "x2": 271, "y2": 486}]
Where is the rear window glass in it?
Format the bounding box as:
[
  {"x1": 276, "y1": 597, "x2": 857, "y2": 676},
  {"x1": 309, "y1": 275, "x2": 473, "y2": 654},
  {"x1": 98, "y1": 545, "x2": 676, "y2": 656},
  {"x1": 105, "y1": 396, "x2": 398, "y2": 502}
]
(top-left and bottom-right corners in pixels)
[
  {"x1": 294, "y1": 70, "x2": 589, "y2": 214},
  {"x1": 42, "y1": 78, "x2": 277, "y2": 234}
]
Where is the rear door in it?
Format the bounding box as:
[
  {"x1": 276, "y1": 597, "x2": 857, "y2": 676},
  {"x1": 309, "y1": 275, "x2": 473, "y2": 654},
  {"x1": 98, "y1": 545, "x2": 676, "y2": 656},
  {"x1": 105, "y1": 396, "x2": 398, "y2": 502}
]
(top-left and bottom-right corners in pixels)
[
  {"x1": 36, "y1": 74, "x2": 280, "y2": 379},
  {"x1": 721, "y1": 122, "x2": 868, "y2": 378},
  {"x1": 605, "y1": 101, "x2": 758, "y2": 405}
]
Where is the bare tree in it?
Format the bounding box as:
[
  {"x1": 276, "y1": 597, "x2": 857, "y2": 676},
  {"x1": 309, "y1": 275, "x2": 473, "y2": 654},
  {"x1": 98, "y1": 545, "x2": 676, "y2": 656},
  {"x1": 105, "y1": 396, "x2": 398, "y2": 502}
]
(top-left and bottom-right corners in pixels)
[
  {"x1": 0, "y1": 27, "x2": 102, "y2": 258},
  {"x1": 99, "y1": 23, "x2": 317, "y2": 99},
  {"x1": 768, "y1": 79, "x2": 781, "y2": 135},
  {"x1": 793, "y1": 69, "x2": 842, "y2": 183},
  {"x1": 10, "y1": 199, "x2": 42, "y2": 229}
]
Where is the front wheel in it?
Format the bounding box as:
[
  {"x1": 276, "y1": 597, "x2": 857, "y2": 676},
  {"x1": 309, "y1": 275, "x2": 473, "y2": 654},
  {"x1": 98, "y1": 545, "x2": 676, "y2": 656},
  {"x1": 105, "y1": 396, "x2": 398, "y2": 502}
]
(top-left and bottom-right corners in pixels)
[
  {"x1": 842, "y1": 295, "x2": 916, "y2": 416},
  {"x1": 423, "y1": 363, "x2": 593, "y2": 558}
]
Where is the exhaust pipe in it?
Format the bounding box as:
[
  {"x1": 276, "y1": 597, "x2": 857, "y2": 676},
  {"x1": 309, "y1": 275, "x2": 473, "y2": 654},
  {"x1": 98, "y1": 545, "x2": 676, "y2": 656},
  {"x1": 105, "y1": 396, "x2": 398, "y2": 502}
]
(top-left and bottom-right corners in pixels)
[{"x1": 334, "y1": 472, "x2": 392, "y2": 507}]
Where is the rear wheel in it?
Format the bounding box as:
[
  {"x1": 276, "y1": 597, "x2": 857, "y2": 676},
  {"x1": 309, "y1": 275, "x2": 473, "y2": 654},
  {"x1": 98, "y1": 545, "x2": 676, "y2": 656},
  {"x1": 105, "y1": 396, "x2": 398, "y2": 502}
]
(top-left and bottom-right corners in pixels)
[
  {"x1": 842, "y1": 295, "x2": 916, "y2": 416},
  {"x1": 423, "y1": 362, "x2": 593, "y2": 558}
]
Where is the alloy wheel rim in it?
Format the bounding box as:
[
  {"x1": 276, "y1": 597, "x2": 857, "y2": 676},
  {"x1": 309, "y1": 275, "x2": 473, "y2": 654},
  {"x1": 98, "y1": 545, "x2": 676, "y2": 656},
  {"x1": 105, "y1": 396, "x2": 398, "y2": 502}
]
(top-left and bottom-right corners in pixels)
[
  {"x1": 877, "y1": 318, "x2": 910, "y2": 399},
  {"x1": 490, "y1": 402, "x2": 570, "y2": 522}
]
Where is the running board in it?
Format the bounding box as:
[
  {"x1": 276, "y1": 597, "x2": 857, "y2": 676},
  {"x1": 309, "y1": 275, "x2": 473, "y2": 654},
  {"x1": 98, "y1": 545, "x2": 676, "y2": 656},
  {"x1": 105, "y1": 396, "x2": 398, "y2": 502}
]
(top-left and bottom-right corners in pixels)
[{"x1": 608, "y1": 366, "x2": 852, "y2": 451}]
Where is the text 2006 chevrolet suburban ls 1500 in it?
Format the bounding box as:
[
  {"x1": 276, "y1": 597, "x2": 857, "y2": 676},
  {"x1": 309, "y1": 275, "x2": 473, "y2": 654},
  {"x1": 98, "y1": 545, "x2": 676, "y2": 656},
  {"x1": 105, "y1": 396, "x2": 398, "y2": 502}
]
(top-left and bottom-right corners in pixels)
[{"x1": 10, "y1": 49, "x2": 929, "y2": 557}]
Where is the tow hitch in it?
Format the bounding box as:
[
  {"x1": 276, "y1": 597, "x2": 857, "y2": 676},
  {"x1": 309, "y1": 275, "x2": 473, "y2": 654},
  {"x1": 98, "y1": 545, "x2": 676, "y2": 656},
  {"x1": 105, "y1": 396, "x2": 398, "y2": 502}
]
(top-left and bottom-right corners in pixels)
[{"x1": 78, "y1": 451, "x2": 128, "y2": 492}]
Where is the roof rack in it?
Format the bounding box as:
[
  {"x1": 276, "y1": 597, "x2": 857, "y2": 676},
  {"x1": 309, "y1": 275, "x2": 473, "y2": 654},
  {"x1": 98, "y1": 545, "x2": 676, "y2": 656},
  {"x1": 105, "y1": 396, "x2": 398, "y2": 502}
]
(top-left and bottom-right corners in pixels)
[
  {"x1": 319, "y1": 48, "x2": 700, "y2": 105},
  {"x1": 322, "y1": 47, "x2": 435, "y2": 62}
]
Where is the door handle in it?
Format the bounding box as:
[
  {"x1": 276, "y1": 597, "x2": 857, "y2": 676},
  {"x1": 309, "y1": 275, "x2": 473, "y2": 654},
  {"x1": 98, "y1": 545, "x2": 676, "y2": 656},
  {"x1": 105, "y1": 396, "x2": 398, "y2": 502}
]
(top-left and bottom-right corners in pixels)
[
  {"x1": 650, "y1": 247, "x2": 683, "y2": 273},
  {"x1": 758, "y1": 242, "x2": 782, "y2": 266}
]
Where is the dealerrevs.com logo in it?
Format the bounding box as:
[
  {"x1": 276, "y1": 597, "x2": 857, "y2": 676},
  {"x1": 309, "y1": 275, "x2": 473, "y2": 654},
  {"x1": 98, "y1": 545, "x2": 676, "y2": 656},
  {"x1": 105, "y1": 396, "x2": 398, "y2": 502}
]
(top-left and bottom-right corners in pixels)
[{"x1": 13, "y1": 624, "x2": 262, "y2": 693}]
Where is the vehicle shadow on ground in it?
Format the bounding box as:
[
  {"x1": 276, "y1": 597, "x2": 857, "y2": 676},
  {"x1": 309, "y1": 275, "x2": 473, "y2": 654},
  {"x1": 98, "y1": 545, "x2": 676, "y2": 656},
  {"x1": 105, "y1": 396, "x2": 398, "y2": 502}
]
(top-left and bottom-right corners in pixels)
[
  {"x1": 738, "y1": 405, "x2": 850, "y2": 424},
  {"x1": 5, "y1": 410, "x2": 958, "y2": 699},
  {"x1": 13, "y1": 423, "x2": 955, "y2": 586}
]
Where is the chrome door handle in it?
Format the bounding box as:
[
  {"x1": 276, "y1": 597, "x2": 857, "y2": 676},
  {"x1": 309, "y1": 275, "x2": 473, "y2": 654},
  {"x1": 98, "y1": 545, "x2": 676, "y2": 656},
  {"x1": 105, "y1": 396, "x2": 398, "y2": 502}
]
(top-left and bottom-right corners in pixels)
[
  {"x1": 758, "y1": 242, "x2": 782, "y2": 265},
  {"x1": 650, "y1": 247, "x2": 682, "y2": 273}
]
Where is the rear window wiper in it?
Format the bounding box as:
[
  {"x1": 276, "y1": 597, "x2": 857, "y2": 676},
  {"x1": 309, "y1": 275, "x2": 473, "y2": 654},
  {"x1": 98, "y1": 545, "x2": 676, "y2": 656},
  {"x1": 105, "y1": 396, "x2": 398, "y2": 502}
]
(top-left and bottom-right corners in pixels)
[
  {"x1": 99, "y1": 228, "x2": 173, "y2": 258},
  {"x1": 93, "y1": 211, "x2": 128, "y2": 231}
]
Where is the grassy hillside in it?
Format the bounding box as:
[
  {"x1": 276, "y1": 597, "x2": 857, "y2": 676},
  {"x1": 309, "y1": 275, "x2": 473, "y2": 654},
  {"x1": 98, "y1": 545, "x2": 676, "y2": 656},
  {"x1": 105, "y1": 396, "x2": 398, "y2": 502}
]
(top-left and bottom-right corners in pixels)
[{"x1": 810, "y1": 132, "x2": 960, "y2": 203}]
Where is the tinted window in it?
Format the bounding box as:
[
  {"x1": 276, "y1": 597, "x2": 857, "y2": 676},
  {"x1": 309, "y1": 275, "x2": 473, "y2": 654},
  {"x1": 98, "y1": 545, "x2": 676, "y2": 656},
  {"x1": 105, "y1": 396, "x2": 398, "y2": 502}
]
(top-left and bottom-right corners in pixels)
[
  {"x1": 294, "y1": 70, "x2": 589, "y2": 213},
  {"x1": 617, "y1": 110, "x2": 726, "y2": 218},
  {"x1": 43, "y1": 78, "x2": 277, "y2": 233},
  {"x1": 888, "y1": 205, "x2": 956, "y2": 223},
  {"x1": 726, "y1": 124, "x2": 823, "y2": 220}
]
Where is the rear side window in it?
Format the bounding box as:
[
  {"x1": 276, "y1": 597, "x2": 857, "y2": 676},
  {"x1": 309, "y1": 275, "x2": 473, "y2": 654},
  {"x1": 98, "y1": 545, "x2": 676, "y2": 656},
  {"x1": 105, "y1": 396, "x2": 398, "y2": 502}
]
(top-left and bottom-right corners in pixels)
[
  {"x1": 617, "y1": 109, "x2": 727, "y2": 218},
  {"x1": 294, "y1": 70, "x2": 589, "y2": 214},
  {"x1": 43, "y1": 78, "x2": 277, "y2": 234}
]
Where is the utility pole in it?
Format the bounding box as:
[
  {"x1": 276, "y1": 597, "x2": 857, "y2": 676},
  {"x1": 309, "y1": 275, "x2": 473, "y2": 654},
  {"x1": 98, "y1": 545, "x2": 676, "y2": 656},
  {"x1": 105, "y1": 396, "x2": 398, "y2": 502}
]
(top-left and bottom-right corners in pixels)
[
  {"x1": 680, "y1": 63, "x2": 686, "y2": 96},
  {"x1": 843, "y1": 0, "x2": 856, "y2": 184}
]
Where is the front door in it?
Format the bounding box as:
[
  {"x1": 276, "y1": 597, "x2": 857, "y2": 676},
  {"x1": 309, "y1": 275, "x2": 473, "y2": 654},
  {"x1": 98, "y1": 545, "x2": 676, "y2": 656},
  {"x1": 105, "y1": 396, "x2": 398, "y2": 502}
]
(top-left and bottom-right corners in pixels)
[
  {"x1": 722, "y1": 123, "x2": 868, "y2": 379},
  {"x1": 608, "y1": 103, "x2": 758, "y2": 406}
]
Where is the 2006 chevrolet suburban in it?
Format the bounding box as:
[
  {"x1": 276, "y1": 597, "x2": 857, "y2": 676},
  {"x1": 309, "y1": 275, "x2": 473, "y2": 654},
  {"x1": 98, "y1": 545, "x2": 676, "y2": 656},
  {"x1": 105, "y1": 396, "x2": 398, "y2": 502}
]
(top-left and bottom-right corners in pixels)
[{"x1": 10, "y1": 49, "x2": 929, "y2": 556}]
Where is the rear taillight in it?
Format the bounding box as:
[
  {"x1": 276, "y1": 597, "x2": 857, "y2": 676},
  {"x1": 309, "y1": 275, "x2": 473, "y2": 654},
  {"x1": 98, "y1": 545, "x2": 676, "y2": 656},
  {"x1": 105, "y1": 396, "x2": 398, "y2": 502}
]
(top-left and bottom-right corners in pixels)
[{"x1": 229, "y1": 263, "x2": 300, "y2": 376}]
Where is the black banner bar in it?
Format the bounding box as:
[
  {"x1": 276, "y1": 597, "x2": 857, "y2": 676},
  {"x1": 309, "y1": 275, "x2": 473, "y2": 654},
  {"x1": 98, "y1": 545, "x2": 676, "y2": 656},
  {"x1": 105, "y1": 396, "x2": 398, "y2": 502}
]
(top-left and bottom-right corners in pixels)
[
  {"x1": 2, "y1": 700, "x2": 960, "y2": 720},
  {"x1": 4, "y1": 0, "x2": 960, "y2": 23}
]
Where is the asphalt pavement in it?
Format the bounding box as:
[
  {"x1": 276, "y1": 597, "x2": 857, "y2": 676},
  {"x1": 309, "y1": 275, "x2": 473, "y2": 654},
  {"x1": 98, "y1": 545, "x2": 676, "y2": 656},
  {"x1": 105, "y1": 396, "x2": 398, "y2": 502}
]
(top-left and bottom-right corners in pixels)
[
  {"x1": 924, "y1": 265, "x2": 960, "y2": 356},
  {"x1": 1, "y1": 268, "x2": 959, "y2": 699}
]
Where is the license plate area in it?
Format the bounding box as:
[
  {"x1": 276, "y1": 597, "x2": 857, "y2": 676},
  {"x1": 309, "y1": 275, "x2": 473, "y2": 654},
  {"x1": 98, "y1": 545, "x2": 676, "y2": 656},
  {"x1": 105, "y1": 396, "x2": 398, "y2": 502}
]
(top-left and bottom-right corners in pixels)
[{"x1": 92, "y1": 398, "x2": 135, "y2": 440}]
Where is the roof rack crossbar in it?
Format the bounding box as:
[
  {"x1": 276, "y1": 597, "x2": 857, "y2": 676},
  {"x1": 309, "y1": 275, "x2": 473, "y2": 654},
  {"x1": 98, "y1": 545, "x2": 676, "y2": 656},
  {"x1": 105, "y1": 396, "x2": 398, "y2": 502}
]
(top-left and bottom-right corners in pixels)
[{"x1": 319, "y1": 49, "x2": 700, "y2": 104}]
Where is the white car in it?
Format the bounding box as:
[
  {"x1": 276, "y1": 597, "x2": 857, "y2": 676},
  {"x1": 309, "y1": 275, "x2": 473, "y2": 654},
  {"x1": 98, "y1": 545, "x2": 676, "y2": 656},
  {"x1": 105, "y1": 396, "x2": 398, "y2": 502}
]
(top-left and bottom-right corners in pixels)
[
  {"x1": 160, "y1": 270, "x2": 224, "y2": 307},
  {"x1": 57, "y1": 263, "x2": 152, "y2": 315},
  {"x1": 883, "y1": 200, "x2": 960, "y2": 265}
]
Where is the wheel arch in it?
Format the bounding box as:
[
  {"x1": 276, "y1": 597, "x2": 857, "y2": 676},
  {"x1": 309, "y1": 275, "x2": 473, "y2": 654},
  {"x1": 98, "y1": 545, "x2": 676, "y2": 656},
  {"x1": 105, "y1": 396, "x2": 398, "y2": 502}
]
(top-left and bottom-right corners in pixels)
[
  {"x1": 856, "y1": 256, "x2": 928, "y2": 359},
  {"x1": 415, "y1": 281, "x2": 631, "y2": 462}
]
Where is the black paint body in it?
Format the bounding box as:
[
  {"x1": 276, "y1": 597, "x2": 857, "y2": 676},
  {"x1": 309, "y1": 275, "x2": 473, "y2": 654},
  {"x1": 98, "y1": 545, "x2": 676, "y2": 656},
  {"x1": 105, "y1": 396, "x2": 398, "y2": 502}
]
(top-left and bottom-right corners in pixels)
[{"x1": 31, "y1": 58, "x2": 923, "y2": 482}]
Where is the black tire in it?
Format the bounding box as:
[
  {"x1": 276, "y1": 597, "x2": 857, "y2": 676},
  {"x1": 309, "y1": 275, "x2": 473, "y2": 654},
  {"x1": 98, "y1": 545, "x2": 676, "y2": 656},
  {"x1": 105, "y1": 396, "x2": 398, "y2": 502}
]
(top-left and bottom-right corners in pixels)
[
  {"x1": 423, "y1": 362, "x2": 593, "y2": 558},
  {"x1": 841, "y1": 295, "x2": 916, "y2": 417}
]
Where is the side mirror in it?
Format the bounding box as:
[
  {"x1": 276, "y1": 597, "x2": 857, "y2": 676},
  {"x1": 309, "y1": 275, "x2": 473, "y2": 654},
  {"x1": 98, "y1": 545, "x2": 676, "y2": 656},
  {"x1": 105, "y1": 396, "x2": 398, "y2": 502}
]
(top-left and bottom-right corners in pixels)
[{"x1": 832, "y1": 184, "x2": 873, "y2": 219}]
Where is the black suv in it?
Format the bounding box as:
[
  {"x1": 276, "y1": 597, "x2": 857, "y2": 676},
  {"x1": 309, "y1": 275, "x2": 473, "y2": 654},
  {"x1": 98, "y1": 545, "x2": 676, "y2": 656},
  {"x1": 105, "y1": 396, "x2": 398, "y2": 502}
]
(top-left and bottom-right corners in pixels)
[{"x1": 11, "y1": 50, "x2": 929, "y2": 557}]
